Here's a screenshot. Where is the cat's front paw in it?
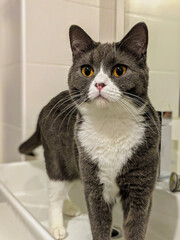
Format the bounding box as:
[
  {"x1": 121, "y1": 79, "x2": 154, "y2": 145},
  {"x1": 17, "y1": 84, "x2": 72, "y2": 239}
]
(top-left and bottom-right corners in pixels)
[
  {"x1": 51, "y1": 225, "x2": 66, "y2": 240},
  {"x1": 63, "y1": 198, "x2": 81, "y2": 217}
]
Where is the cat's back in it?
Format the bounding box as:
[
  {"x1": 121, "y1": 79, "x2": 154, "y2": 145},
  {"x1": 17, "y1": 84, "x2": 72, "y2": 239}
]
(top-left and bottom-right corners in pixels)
[{"x1": 39, "y1": 90, "x2": 77, "y2": 145}]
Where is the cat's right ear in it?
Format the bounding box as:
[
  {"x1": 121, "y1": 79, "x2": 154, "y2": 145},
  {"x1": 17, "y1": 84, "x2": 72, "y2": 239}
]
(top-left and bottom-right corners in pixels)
[{"x1": 69, "y1": 25, "x2": 96, "y2": 58}]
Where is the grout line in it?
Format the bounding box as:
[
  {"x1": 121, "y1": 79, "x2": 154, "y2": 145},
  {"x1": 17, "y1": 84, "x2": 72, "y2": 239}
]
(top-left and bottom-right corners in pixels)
[
  {"x1": 63, "y1": 0, "x2": 100, "y2": 8},
  {"x1": 0, "y1": 62, "x2": 21, "y2": 69},
  {"x1": 62, "y1": 0, "x2": 115, "y2": 10},
  {"x1": 21, "y1": 0, "x2": 26, "y2": 161},
  {"x1": 150, "y1": 70, "x2": 179, "y2": 75},
  {"x1": 27, "y1": 62, "x2": 71, "y2": 67},
  {"x1": 2, "y1": 122, "x2": 22, "y2": 131}
]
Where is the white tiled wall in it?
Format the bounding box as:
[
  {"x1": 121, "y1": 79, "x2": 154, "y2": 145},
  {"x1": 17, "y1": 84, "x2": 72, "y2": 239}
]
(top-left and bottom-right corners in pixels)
[
  {"x1": 124, "y1": 0, "x2": 180, "y2": 116},
  {"x1": 0, "y1": 0, "x2": 22, "y2": 163}
]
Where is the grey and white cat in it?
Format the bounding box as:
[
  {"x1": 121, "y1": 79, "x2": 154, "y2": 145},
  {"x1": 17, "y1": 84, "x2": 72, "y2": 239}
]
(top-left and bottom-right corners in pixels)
[{"x1": 19, "y1": 22, "x2": 160, "y2": 240}]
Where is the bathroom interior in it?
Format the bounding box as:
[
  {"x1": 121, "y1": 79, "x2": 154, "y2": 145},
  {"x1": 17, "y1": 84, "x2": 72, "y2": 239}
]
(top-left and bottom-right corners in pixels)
[{"x1": 0, "y1": 0, "x2": 180, "y2": 239}]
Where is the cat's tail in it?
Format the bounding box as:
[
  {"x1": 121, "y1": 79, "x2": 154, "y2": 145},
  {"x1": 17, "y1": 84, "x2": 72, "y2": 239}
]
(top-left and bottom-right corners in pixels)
[{"x1": 18, "y1": 123, "x2": 41, "y2": 156}]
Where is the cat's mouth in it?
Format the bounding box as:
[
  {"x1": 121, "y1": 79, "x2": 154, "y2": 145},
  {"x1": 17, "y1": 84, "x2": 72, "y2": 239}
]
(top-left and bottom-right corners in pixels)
[
  {"x1": 96, "y1": 94, "x2": 108, "y2": 100},
  {"x1": 93, "y1": 94, "x2": 109, "y2": 107}
]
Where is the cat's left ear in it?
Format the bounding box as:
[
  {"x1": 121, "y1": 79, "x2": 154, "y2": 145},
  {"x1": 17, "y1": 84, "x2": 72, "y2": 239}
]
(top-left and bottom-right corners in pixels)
[
  {"x1": 69, "y1": 25, "x2": 96, "y2": 58},
  {"x1": 118, "y1": 22, "x2": 148, "y2": 59}
]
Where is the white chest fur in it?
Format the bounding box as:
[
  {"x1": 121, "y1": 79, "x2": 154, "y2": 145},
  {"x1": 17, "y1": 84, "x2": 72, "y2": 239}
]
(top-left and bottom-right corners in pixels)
[{"x1": 78, "y1": 104, "x2": 145, "y2": 204}]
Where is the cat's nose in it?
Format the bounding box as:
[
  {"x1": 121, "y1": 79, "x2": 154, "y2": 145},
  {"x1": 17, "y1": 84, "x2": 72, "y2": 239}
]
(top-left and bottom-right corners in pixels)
[{"x1": 95, "y1": 83, "x2": 106, "y2": 91}]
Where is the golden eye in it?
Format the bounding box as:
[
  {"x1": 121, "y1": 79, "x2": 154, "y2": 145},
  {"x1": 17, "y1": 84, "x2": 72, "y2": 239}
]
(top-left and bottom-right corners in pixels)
[
  {"x1": 113, "y1": 65, "x2": 126, "y2": 77},
  {"x1": 81, "y1": 65, "x2": 94, "y2": 77}
]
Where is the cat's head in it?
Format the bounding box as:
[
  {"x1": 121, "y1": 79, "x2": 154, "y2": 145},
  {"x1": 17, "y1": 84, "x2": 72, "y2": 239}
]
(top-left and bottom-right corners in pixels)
[{"x1": 68, "y1": 22, "x2": 149, "y2": 110}]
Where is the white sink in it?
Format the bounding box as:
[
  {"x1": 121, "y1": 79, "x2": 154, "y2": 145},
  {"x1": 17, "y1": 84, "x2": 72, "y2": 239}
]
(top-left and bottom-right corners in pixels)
[{"x1": 0, "y1": 160, "x2": 180, "y2": 240}]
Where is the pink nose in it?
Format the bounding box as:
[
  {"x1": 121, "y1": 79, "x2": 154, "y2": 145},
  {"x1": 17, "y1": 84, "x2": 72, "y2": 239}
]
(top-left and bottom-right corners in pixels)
[{"x1": 95, "y1": 83, "x2": 106, "y2": 91}]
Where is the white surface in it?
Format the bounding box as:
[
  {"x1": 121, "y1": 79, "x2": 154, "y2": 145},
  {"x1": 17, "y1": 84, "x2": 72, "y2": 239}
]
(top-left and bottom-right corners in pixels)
[
  {"x1": 0, "y1": 180, "x2": 54, "y2": 240},
  {"x1": 0, "y1": 202, "x2": 37, "y2": 240},
  {"x1": 0, "y1": 160, "x2": 180, "y2": 240}
]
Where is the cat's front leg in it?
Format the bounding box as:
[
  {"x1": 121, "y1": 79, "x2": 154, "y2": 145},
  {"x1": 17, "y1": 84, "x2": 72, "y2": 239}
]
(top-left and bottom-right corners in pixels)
[
  {"x1": 84, "y1": 183, "x2": 113, "y2": 240},
  {"x1": 122, "y1": 195, "x2": 152, "y2": 240},
  {"x1": 48, "y1": 179, "x2": 69, "y2": 239}
]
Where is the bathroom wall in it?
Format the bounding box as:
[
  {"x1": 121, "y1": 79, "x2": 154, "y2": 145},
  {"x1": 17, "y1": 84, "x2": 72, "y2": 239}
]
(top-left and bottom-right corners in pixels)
[
  {"x1": 124, "y1": 0, "x2": 180, "y2": 173},
  {"x1": 0, "y1": 0, "x2": 22, "y2": 163},
  {"x1": 0, "y1": 0, "x2": 116, "y2": 162},
  {"x1": 3, "y1": 0, "x2": 179, "y2": 168},
  {"x1": 124, "y1": 0, "x2": 180, "y2": 117}
]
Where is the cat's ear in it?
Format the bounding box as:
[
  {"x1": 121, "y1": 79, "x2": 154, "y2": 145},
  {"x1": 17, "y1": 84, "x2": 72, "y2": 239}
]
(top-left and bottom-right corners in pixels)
[
  {"x1": 118, "y1": 22, "x2": 148, "y2": 59},
  {"x1": 69, "y1": 25, "x2": 96, "y2": 58}
]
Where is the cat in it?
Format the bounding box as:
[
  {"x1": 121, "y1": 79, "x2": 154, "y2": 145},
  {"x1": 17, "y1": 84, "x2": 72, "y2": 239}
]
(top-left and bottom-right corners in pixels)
[{"x1": 19, "y1": 22, "x2": 160, "y2": 240}]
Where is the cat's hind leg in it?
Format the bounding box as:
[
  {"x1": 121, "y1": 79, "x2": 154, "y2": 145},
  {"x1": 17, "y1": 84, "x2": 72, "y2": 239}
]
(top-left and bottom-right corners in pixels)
[
  {"x1": 48, "y1": 179, "x2": 69, "y2": 240},
  {"x1": 63, "y1": 190, "x2": 81, "y2": 217}
]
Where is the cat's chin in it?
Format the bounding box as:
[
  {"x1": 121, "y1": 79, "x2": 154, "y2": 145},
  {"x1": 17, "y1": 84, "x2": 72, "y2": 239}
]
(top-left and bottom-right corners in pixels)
[{"x1": 94, "y1": 96, "x2": 109, "y2": 108}]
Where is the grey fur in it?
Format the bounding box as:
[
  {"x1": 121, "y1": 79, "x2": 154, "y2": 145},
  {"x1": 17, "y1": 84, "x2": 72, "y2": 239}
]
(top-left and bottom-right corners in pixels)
[{"x1": 19, "y1": 22, "x2": 160, "y2": 240}]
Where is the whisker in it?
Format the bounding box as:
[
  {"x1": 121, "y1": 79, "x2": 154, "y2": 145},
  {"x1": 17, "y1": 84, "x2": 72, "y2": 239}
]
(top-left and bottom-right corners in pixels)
[
  {"x1": 43, "y1": 92, "x2": 82, "y2": 127},
  {"x1": 116, "y1": 100, "x2": 142, "y2": 127},
  {"x1": 49, "y1": 93, "x2": 81, "y2": 120},
  {"x1": 50, "y1": 101, "x2": 77, "y2": 128},
  {"x1": 58, "y1": 97, "x2": 88, "y2": 139},
  {"x1": 115, "y1": 100, "x2": 149, "y2": 146},
  {"x1": 122, "y1": 94, "x2": 159, "y2": 134}
]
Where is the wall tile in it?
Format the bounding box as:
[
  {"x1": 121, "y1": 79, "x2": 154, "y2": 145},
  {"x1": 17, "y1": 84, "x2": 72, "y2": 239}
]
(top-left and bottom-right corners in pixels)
[
  {"x1": 99, "y1": 0, "x2": 115, "y2": 10},
  {"x1": 26, "y1": 0, "x2": 99, "y2": 65},
  {"x1": 125, "y1": 13, "x2": 180, "y2": 72},
  {"x1": 125, "y1": 0, "x2": 180, "y2": 21},
  {"x1": 1, "y1": 65, "x2": 22, "y2": 128},
  {"x1": 2, "y1": 124, "x2": 22, "y2": 162},
  {"x1": 149, "y1": 71, "x2": 179, "y2": 117},
  {"x1": 99, "y1": 9, "x2": 115, "y2": 42},
  {"x1": 26, "y1": 64, "x2": 70, "y2": 129},
  {"x1": 0, "y1": 0, "x2": 21, "y2": 65},
  {"x1": 0, "y1": 0, "x2": 10, "y2": 9}
]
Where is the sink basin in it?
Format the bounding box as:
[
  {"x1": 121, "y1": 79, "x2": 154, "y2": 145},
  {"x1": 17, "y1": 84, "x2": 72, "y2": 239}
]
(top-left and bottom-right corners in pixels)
[{"x1": 0, "y1": 160, "x2": 180, "y2": 240}]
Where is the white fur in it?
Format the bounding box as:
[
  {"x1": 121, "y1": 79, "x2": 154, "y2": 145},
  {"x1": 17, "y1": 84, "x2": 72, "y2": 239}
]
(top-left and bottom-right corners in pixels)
[
  {"x1": 48, "y1": 180, "x2": 80, "y2": 239},
  {"x1": 88, "y1": 67, "x2": 122, "y2": 107},
  {"x1": 78, "y1": 68, "x2": 145, "y2": 204},
  {"x1": 48, "y1": 179, "x2": 69, "y2": 239}
]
